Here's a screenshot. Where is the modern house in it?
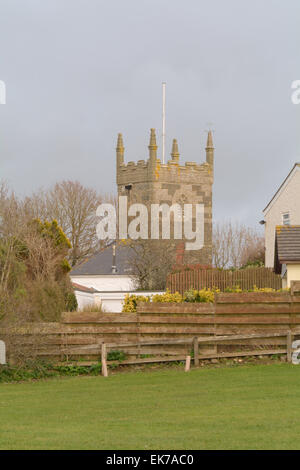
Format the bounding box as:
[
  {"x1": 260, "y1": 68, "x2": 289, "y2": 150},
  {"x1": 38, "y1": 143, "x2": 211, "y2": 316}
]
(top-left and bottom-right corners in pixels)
[
  {"x1": 70, "y1": 244, "x2": 163, "y2": 312},
  {"x1": 71, "y1": 243, "x2": 135, "y2": 293},
  {"x1": 71, "y1": 243, "x2": 133, "y2": 311},
  {"x1": 262, "y1": 163, "x2": 300, "y2": 268},
  {"x1": 274, "y1": 225, "x2": 300, "y2": 287}
]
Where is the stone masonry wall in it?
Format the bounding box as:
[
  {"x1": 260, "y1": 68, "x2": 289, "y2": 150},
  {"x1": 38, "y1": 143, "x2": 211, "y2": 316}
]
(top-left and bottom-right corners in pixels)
[{"x1": 116, "y1": 130, "x2": 214, "y2": 266}]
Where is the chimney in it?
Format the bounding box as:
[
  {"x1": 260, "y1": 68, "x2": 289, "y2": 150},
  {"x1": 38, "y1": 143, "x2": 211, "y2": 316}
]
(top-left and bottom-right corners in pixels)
[
  {"x1": 111, "y1": 243, "x2": 117, "y2": 274},
  {"x1": 175, "y1": 241, "x2": 185, "y2": 265}
]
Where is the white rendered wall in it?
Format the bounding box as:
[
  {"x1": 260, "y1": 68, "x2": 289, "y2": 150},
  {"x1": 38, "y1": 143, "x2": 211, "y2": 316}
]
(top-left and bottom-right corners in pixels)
[
  {"x1": 96, "y1": 291, "x2": 165, "y2": 313},
  {"x1": 75, "y1": 291, "x2": 96, "y2": 310},
  {"x1": 286, "y1": 264, "x2": 300, "y2": 288},
  {"x1": 264, "y1": 167, "x2": 300, "y2": 268},
  {"x1": 74, "y1": 290, "x2": 164, "y2": 313},
  {"x1": 70, "y1": 275, "x2": 135, "y2": 292}
]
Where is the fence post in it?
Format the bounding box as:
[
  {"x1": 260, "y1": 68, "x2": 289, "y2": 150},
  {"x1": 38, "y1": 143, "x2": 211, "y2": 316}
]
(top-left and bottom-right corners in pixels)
[
  {"x1": 185, "y1": 355, "x2": 191, "y2": 372},
  {"x1": 101, "y1": 342, "x2": 108, "y2": 377},
  {"x1": 193, "y1": 337, "x2": 199, "y2": 367},
  {"x1": 287, "y1": 331, "x2": 293, "y2": 363},
  {"x1": 0, "y1": 340, "x2": 6, "y2": 365}
]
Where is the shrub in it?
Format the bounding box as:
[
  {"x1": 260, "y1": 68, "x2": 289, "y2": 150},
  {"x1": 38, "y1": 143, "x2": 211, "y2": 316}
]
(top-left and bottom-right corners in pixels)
[
  {"x1": 122, "y1": 286, "x2": 290, "y2": 312},
  {"x1": 0, "y1": 360, "x2": 104, "y2": 383},
  {"x1": 183, "y1": 288, "x2": 216, "y2": 303},
  {"x1": 122, "y1": 290, "x2": 183, "y2": 312},
  {"x1": 77, "y1": 303, "x2": 106, "y2": 313},
  {"x1": 223, "y1": 285, "x2": 289, "y2": 293},
  {"x1": 152, "y1": 290, "x2": 183, "y2": 303},
  {"x1": 252, "y1": 285, "x2": 276, "y2": 293},
  {"x1": 27, "y1": 280, "x2": 69, "y2": 321},
  {"x1": 65, "y1": 291, "x2": 78, "y2": 312},
  {"x1": 122, "y1": 294, "x2": 150, "y2": 312},
  {"x1": 0, "y1": 361, "x2": 57, "y2": 383},
  {"x1": 224, "y1": 285, "x2": 243, "y2": 293},
  {"x1": 107, "y1": 350, "x2": 127, "y2": 361}
]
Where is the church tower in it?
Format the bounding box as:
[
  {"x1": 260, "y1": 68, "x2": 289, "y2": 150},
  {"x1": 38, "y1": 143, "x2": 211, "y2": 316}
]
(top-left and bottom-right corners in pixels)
[{"x1": 116, "y1": 129, "x2": 214, "y2": 266}]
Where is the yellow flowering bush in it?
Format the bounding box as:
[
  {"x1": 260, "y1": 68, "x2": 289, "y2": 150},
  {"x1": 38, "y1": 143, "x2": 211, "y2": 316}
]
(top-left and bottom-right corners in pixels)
[
  {"x1": 183, "y1": 288, "x2": 216, "y2": 303},
  {"x1": 224, "y1": 285, "x2": 289, "y2": 293},
  {"x1": 152, "y1": 290, "x2": 183, "y2": 303},
  {"x1": 122, "y1": 286, "x2": 290, "y2": 312},
  {"x1": 122, "y1": 294, "x2": 150, "y2": 312},
  {"x1": 122, "y1": 290, "x2": 182, "y2": 312},
  {"x1": 224, "y1": 285, "x2": 243, "y2": 293},
  {"x1": 253, "y1": 285, "x2": 275, "y2": 292}
]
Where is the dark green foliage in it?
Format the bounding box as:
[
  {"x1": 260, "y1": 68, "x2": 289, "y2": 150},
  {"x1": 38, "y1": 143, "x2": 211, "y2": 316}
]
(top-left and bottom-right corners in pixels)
[
  {"x1": 53, "y1": 363, "x2": 102, "y2": 376},
  {"x1": 107, "y1": 350, "x2": 127, "y2": 361},
  {"x1": 27, "y1": 280, "x2": 69, "y2": 321},
  {"x1": 0, "y1": 360, "x2": 103, "y2": 383},
  {"x1": 65, "y1": 291, "x2": 78, "y2": 312},
  {"x1": 31, "y1": 219, "x2": 71, "y2": 250},
  {"x1": 0, "y1": 217, "x2": 76, "y2": 323},
  {"x1": 0, "y1": 361, "x2": 57, "y2": 383}
]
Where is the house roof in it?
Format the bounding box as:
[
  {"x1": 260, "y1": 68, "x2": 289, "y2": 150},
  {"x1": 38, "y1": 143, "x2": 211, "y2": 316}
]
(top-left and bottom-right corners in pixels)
[
  {"x1": 274, "y1": 225, "x2": 300, "y2": 273},
  {"x1": 70, "y1": 244, "x2": 133, "y2": 276},
  {"x1": 263, "y1": 163, "x2": 300, "y2": 215}
]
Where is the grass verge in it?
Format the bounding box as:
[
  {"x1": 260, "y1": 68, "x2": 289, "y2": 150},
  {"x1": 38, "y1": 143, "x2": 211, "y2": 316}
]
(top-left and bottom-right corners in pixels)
[{"x1": 0, "y1": 363, "x2": 300, "y2": 450}]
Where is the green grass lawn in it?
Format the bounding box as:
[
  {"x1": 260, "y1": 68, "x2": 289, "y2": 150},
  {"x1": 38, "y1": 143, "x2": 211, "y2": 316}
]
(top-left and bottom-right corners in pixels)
[{"x1": 1, "y1": 363, "x2": 300, "y2": 450}]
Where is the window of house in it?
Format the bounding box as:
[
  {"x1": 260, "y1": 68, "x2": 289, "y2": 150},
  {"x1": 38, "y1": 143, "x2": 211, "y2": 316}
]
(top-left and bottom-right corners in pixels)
[{"x1": 282, "y1": 212, "x2": 291, "y2": 225}]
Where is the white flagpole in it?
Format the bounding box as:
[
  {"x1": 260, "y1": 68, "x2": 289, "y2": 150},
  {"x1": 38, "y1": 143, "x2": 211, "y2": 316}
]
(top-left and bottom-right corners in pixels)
[{"x1": 162, "y1": 82, "x2": 166, "y2": 164}]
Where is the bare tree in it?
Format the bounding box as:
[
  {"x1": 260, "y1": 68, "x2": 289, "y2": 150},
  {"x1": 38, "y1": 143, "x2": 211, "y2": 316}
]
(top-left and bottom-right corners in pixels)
[
  {"x1": 0, "y1": 181, "x2": 23, "y2": 239},
  {"x1": 212, "y1": 222, "x2": 232, "y2": 269},
  {"x1": 23, "y1": 180, "x2": 116, "y2": 266},
  {"x1": 0, "y1": 182, "x2": 26, "y2": 305},
  {"x1": 0, "y1": 180, "x2": 8, "y2": 206},
  {"x1": 240, "y1": 230, "x2": 265, "y2": 267},
  {"x1": 213, "y1": 221, "x2": 264, "y2": 269},
  {"x1": 125, "y1": 240, "x2": 177, "y2": 291}
]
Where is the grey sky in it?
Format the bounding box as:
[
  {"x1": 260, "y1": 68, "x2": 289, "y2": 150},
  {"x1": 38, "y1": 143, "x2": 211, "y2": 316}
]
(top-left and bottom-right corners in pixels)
[{"x1": 0, "y1": 0, "x2": 299, "y2": 228}]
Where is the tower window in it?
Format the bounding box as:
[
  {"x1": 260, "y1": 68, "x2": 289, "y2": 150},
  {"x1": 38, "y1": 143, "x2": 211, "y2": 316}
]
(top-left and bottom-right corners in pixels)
[{"x1": 282, "y1": 212, "x2": 290, "y2": 226}]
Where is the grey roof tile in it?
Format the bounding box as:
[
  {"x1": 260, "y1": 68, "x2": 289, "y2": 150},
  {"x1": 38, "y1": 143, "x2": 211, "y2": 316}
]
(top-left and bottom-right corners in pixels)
[
  {"x1": 71, "y1": 244, "x2": 133, "y2": 276},
  {"x1": 274, "y1": 226, "x2": 300, "y2": 273}
]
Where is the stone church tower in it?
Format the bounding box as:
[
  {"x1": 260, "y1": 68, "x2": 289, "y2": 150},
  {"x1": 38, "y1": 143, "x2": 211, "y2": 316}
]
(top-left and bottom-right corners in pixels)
[{"x1": 116, "y1": 129, "x2": 214, "y2": 266}]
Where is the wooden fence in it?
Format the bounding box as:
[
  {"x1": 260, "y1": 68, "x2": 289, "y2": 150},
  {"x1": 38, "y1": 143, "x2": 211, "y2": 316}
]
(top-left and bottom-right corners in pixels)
[
  {"x1": 1, "y1": 291, "x2": 300, "y2": 366},
  {"x1": 166, "y1": 267, "x2": 282, "y2": 294}
]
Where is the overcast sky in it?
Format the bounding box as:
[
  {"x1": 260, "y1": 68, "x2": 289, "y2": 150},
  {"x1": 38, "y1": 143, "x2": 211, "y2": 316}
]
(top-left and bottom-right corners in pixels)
[{"x1": 0, "y1": 0, "x2": 299, "y2": 228}]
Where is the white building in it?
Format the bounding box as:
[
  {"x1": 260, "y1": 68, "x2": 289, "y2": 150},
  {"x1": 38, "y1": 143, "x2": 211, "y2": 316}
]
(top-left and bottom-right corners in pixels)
[
  {"x1": 70, "y1": 244, "x2": 163, "y2": 312},
  {"x1": 263, "y1": 163, "x2": 300, "y2": 268}
]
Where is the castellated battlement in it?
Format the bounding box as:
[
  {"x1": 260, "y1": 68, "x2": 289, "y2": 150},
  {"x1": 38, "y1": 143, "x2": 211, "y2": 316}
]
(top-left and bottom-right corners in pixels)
[
  {"x1": 116, "y1": 128, "x2": 214, "y2": 186},
  {"x1": 118, "y1": 160, "x2": 212, "y2": 185},
  {"x1": 115, "y1": 128, "x2": 215, "y2": 266}
]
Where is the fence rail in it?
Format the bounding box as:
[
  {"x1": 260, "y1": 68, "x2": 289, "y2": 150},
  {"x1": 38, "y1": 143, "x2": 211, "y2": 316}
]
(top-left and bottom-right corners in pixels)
[
  {"x1": 2, "y1": 291, "x2": 300, "y2": 366},
  {"x1": 167, "y1": 267, "x2": 282, "y2": 294},
  {"x1": 59, "y1": 330, "x2": 297, "y2": 371}
]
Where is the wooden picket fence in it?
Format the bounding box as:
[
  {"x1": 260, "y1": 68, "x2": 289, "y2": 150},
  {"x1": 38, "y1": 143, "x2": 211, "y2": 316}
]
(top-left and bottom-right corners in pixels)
[
  {"x1": 166, "y1": 267, "x2": 282, "y2": 294},
  {"x1": 2, "y1": 290, "x2": 300, "y2": 367}
]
